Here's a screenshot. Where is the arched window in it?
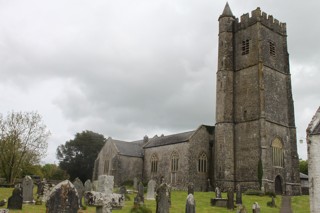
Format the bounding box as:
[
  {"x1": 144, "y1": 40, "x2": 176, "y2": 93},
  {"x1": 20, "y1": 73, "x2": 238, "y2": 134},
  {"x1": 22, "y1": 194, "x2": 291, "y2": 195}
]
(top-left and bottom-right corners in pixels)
[
  {"x1": 151, "y1": 154, "x2": 158, "y2": 173},
  {"x1": 104, "y1": 160, "x2": 109, "y2": 174},
  {"x1": 198, "y1": 152, "x2": 207, "y2": 173},
  {"x1": 272, "y1": 138, "x2": 284, "y2": 167},
  {"x1": 171, "y1": 152, "x2": 179, "y2": 172}
]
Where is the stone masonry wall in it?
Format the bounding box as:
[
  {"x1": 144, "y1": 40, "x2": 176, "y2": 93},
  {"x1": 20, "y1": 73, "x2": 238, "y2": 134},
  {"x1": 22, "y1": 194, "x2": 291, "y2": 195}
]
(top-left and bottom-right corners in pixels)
[{"x1": 144, "y1": 142, "x2": 189, "y2": 189}]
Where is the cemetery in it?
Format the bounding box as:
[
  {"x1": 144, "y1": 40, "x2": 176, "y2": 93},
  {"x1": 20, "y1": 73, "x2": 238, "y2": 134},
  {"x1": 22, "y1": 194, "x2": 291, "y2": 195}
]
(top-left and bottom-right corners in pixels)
[{"x1": 0, "y1": 175, "x2": 311, "y2": 212}]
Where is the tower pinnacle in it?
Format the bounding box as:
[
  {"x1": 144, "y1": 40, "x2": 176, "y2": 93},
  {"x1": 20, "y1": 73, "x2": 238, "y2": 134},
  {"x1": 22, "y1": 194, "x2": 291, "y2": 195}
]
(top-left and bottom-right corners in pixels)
[{"x1": 220, "y1": 2, "x2": 234, "y2": 18}]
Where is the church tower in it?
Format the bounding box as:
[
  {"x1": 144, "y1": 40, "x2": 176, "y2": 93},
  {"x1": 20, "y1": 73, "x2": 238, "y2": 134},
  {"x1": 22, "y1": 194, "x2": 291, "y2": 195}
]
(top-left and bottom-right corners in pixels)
[{"x1": 214, "y1": 4, "x2": 301, "y2": 195}]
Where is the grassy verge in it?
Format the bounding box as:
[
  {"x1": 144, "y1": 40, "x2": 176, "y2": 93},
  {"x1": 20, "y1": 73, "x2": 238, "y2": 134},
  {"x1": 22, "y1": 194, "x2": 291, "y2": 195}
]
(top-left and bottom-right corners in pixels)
[{"x1": 0, "y1": 188, "x2": 309, "y2": 212}]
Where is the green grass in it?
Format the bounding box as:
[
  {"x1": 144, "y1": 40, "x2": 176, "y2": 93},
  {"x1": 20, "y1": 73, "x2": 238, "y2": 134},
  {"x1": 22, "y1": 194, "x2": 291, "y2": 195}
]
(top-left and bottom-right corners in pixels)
[{"x1": 0, "y1": 188, "x2": 309, "y2": 213}]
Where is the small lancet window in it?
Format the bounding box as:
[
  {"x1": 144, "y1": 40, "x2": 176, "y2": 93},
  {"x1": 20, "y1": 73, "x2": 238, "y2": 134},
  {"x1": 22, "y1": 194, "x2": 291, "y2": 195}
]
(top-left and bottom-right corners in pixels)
[
  {"x1": 198, "y1": 152, "x2": 208, "y2": 173},
  {"x1": 242, "y1": 39, "x2": 250, "y2": 55},
  {"x1": 171, "y1": 152, "x2": 179, "y2": 172},
  {"x1": 151, "y1": 154, "x2": 158, "y2": 173},
  {"x1": 269, "y1": 41, "x2": 276, "y2": 56}
]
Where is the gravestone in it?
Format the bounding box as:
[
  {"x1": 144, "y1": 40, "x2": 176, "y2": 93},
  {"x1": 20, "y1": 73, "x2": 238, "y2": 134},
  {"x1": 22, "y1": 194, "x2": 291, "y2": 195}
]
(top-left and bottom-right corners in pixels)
[
  {"x1": 22, "y1": 175, "x2": 34, "y2": 203},
  {"x1": 84, "y1": 179, "x2": 93, "y2": 192},
  {"x1": 215, "y1": 186, "x2": 221, "y2": 198},
  {"x1": 146, "y1": 179, "x2": 156, "y2": 200},
  {"x1": 185, "y1": 193, "x2": 195, "y2": 213},
  {"x1": 188, "y1": 183, "x2": 194, "y2": 195},
  {"x1": 119, "y1": 186, "x2": 127, "y2": 195},
  {"x1": 155, "y1": 181, "x2": 170, "y2": 213},
  {"x1": 84, "y1": 175, "x2": 124, "y2": 213},
  {"x1": 236, "y1": 184, "x2": 242, "y2": 205},
  {"x1": 73, "y1": 177, "x2": 84, "y2": 208},
  {"x1": 7, "y1": 187, "x2": 22, "y2": 210},
  {"x1": 227, "y1": 188, "x2": 234, "y2": 210},
  {"x1": 133, "y1": 177, "x2": 138, "y2": 190},
  {"x1": 42, "y1": 183, "x2": 55, "y2": 202},
  {"x1": 98, "y1": 175, "x2": 114, "y2": 194},
  {"x1": 0, "y1": 209, "x2": 9, "y2": 213},
  {"x1": 45, "y1": 180, "x2": 79, "y2": 213},
  {"x1": 207, "y1": 179, "x2": 213, "y2": 192},
  {"x1": 84, "y1": 191, "x2": 124, "y2": 212},
  {"x1": 252, "y1": 202, "x2": 260, "y2": 213},
  {"x1": 134, "y1": 181, "x2": 144, "y2": 205},
  {"x1": 92, "y1": 180, "x2": 98, "y2": 191},
  {"x1": 236, "y1": 205, "x2": 247, "y2": 213}
]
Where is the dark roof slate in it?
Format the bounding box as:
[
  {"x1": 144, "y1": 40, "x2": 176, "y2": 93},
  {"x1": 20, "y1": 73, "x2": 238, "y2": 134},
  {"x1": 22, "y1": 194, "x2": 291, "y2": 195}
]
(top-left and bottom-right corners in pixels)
[
  {"x1": 112, "y1": 140, "x2": 143, "y2": 157},
  {"x1": 143, "y1": 130, "x2": 195, "y2": 148}
]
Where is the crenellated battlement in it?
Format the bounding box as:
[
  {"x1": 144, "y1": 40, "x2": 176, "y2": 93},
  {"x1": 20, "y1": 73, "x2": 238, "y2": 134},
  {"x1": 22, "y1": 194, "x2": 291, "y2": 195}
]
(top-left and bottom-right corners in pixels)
[{"x1": 234, "y1": 7, "x2": 286, "y2": 35}]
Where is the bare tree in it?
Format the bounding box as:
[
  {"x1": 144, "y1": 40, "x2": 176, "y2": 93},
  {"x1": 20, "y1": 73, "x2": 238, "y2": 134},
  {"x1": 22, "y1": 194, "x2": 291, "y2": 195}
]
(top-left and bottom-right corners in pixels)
[{"x1": 0, "y1": 111, "x2": 50, "y2": 184}]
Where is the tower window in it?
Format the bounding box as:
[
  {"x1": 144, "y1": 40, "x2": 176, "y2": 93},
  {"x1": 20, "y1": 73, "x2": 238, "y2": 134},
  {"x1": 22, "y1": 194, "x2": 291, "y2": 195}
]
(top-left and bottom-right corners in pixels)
[
  {"x1": 272, "y1": 138, "x2": 284, "y2": 167},
  {"x1": 151, "y1": 154, "x2": 158, "y2": 173},
  {"x1": 269, "y1": 41, "x2": 276, "y2": 56},
  {"x1": 198, "y1": 152, "x2": 207, "y2": 173},
  {"x1": 171, "y1": 151, "x2": 179, "y2": 172},
  {"x1": 242, "y1": 39, "x2": 250, "y2": 55}
]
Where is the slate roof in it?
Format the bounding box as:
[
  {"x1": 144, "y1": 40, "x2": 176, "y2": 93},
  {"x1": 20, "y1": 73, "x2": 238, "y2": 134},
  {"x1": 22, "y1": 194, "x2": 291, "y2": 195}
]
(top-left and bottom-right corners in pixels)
[
  {"x1": 300, "y1": 172, "x2": 308, "y2": 180},
  {"x1": 143, "y1": 130, "x2": 196, "y2": 148},
  {"x1": 112, "y1": 140, "x2": 144, "y2": 158}
]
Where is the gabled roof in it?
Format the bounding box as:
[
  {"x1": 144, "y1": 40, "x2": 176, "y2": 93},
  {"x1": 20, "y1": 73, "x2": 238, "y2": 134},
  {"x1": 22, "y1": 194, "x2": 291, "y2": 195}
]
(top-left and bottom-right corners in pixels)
[
  {"x1": 300, "y1": 172, "x2": 308, "y2": 179},
  {"x1": 143, "y1": 130, "x2": 196, "y2": 148},
  {"x1": 112, "y1": 139, "x2": 144, "y2": 158},
  {"x1": 307, "y1": 107, "x2": 320, "y2": 135}
]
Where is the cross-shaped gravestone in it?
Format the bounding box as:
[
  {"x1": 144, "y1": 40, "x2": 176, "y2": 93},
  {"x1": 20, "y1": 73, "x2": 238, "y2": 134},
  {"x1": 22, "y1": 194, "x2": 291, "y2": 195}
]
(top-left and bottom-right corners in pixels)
[
  {"x1": 73, "y1": 177, "x2": 84, "y2": 208},
  {"x1": 84, "y1": 175, "x2": 124, "y2": 213}
]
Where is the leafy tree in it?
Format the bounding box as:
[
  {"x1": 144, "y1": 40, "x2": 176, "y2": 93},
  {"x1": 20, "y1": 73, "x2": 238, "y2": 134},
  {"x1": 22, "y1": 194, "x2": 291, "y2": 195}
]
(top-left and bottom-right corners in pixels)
[
  {"x1": 299, "y1": 159, "x2": 308, "y2": 175},
  {"x1": 57, "y1": 130, "x2": 106, "y2": 182},
  {"x1": 41, "y1": 164, "x2": 69, "y2": 180},
  {"x1": 0, "y1": 111, "x2": 50, "y2": 184}
]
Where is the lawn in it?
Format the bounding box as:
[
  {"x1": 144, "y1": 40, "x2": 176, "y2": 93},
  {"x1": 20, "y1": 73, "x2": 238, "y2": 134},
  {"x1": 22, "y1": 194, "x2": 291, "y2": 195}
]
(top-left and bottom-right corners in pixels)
[{"x1": 0, "y1": 187, "x2": 310, "y2": 213}]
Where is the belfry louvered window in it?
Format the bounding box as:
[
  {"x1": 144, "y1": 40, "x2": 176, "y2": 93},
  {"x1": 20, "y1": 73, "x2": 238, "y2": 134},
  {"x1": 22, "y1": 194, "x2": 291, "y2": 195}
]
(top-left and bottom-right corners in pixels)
[
  {"x1": 242, "y1": 39, "x2": 250, "y2": 55},
  {"x1": 104, "y1": 160, "x2": 109, "y2": 174},
  {"x1": 269, "y1": 41, "x2": 276, "y2": 56}
]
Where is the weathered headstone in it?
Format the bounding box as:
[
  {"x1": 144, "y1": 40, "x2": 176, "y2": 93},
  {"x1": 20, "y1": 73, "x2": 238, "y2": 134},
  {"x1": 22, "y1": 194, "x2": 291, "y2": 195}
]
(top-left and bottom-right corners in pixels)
[
  {"x1": 84, "y1": 191, "x2": 124, "y2": 213},
  {"x1": 215, "y1": 186, "x2": 221, "y2": 198},
  {"x1": 188, "y1": 183, "x2": 194, "y2": 195},
  {"x1": 73, "y1": 177, "x2": 84, "y2": 208},
  {"x1": 227, "y1": 188, "x2": 234, "y2": 210},
  {"x1": 7, "y1": 187, "x2": 22, "y2": 210},
  {"x1": 252, "y1": 202, "x2": 260, "y2": 213},
  {"x1": 92, "y1": 180, "x2": 98, "y2": 191},
  {"x1": 236, "y1": 205, "x2": 247, "y2": 213},
  {"x1": 156, "y1": 181, "x2": 170, "y2": 213},
  {"x1": 119, "y1": 186, "x2": 127, "y2": 195},
  {"x1": 98, "y1": 175, "x2": 114, "y2": 194},
  {"x1": 45, "y1": 180, "x2": 79, "y2": 213},
  {"x1": 135, "y1": 181, "x2": 144, "y2": 204},
  {"x1": 133, "y1": 177, "x2": 138, "y2": 190},
  {"x1": 0, "y1": 209, "x2": 9, "y2": 213},
  {"x1": 22, "y1": 175, "x2": 34, "y2": 203},
  {"x1": 185, "y1": 193, "x2": 196, "y2": 213},
  {"x1": 146, "y1": 179, "x2": 156, "y2": 200},
  {"x1": 0, "y1": 200, "x2": 6, "y2": 207},
  {"x1": 84, "y1": 179, "x2": 93, "y2": 192},
  {"x1": 236, "y1": 184, "x2": 242, "y2": 205},
  {"x1": 42, "y1": 183, "x2": 55, "y2": 202},
  {"x1": 207, "y1": 179, "x2": 213, "y2": 192}
]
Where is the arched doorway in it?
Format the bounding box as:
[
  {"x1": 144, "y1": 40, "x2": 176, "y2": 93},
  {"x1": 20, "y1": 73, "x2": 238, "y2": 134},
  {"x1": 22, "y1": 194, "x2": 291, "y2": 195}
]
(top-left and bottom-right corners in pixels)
[{"x1": 275, "y1": 175, "x2": 283, "y2": 195}]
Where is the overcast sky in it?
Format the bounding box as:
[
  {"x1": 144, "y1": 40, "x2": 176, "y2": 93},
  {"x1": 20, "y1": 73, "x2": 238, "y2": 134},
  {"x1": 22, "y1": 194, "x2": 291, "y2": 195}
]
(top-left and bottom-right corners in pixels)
[{"x1": 0, "y1": 0, "x2": 319, "y2": 164}]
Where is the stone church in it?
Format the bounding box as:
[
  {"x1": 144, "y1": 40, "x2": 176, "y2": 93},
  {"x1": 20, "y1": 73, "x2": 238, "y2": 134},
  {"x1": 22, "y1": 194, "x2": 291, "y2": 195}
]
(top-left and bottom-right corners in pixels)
[{"x1": 93, "y1": 3, "x2": 301, "y2": 195}]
